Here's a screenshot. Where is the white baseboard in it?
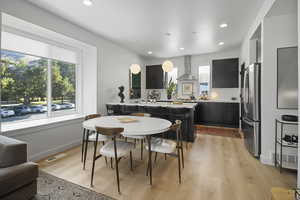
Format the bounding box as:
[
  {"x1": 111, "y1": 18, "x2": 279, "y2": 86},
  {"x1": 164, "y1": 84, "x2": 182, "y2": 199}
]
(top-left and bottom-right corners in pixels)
[
  {"x1": 29, "y1": 139, "x2": 81, "y2": 162},
  {"x1": 260, "y1": 154, "x2": 274, "y2": 166}
]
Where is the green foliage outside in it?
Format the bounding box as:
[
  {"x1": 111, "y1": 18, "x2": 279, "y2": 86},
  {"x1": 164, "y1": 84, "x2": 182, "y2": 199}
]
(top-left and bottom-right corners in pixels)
[{"x1": 1, "y1": 51, "x2": 75, "y2": 106}]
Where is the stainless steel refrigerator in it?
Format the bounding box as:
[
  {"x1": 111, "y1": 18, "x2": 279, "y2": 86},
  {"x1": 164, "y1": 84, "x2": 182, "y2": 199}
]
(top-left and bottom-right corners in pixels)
[{"x1": 241, "y1": 63, "x2": 261, "y2": 157}]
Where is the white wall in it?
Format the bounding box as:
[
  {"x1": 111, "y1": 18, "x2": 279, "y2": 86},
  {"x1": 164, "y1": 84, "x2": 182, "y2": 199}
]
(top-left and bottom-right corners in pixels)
[
  {"x1": 240, "y1": 0, "x2": 276, "y2": 67},
  {"x1": 2, "y1": 118, "x2": 83, "y2": 161},
  {"x1": 240, "y1": 0, "x2": 299, "y2": 169},
  {"x1": 142, "y1": 47, "x2": 241, "y2": 101},
  {"x1": 261, "y1": 13, "x2": 298, "y2": 165},
  {"x1": 0, "y1": 0, "x2": 143, "y2": 161},
  {"x1": 298, "y1": 0, "x2": 300, "y2": 187}
]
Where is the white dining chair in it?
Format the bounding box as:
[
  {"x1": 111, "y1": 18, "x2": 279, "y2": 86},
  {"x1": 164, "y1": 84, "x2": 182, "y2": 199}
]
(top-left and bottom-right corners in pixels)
[
  {"x1": 82, "y1": 114, "x2": 109, "y2": 170},
  {"x1": 90, "y1": 126, "x2": 135, "y2": 194},
  {"x1": 145, "y1": 120, "x2": 184, "y2": 183}
]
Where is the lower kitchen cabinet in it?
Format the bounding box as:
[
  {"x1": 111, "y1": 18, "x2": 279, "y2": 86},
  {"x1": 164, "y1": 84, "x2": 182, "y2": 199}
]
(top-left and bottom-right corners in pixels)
[{"x1": 195, "y1": 102, "x2": 239, "y2": 128}]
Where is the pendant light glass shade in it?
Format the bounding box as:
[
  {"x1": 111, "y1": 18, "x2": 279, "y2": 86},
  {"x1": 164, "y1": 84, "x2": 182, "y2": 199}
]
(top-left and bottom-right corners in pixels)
[
  {"x1": 130, "y1": 64, "x2": 141, "y2": 74},
  {"x1": 162, "y1": 60, "x2": 174, "y2": 72}
]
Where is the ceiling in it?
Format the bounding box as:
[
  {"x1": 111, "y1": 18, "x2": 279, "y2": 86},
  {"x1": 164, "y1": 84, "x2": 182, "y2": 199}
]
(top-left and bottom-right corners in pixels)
[
  {"x1": 266, "y1": 0, "x2": 297, "y2": 18},
  {"x1": 27, "y1": 0, "x2": 265, "y2": 58}
]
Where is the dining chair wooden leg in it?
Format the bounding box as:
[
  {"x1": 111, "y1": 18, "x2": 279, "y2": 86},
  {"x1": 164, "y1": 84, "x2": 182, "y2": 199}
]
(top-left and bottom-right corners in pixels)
[
  {"x1": 130, "y1": 151, "x2": 133, "y2": 171},
  {"x1": 179, "y1": 128, "x2": 185, "y2": 169},
  {"x1": 181, "y1": 147, "x2": 184, "y2": 169},
  {"x1": 165, "y1": 153, "x2": 167, "y2": 160},
  {"x1": 154, "y1": 152, "x2": 158, "y2": 163},
  {"x1": 177, "y1": 147, "x2": 182, "y2": 184},
  {"x1": 83, "y1": 130, "x2": 90, "y2": 170},
  {"x1": 146, "y1": 162, "x2": 149, "y2": 176},
  {"x1": 90, "y1": 134, "x2": 99, "y2": 187},
  {"x1": 146, "y1": 135, "x2": 152, "y2": 185},
  {"x1": 141, "y1": 140, "x2": 144, "y2": 160},
  {"x1": 110, "y1": 158, "x2": 114, "y2": 169},
  {"x1": 81, "y1": 128, "x2": 86, "y2": 162},
  {"x1": 113, "y1": 138, "x2": 121, "y2": 194}
]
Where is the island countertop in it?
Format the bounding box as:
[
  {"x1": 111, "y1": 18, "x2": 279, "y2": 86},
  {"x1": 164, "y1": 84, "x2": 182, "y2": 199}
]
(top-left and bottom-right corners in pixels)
[{"x1": 106, "y1": 102, "x2": 197, "y2": 109}]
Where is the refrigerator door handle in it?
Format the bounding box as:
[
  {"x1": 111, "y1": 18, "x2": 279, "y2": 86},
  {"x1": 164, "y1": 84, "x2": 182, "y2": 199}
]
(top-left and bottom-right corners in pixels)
[
  {"x1": 243, "y1": 69, "x2": 249, "y2": 115},
  {"x1": 242, "y1": 118, "x2": 253, "y2": 126}
]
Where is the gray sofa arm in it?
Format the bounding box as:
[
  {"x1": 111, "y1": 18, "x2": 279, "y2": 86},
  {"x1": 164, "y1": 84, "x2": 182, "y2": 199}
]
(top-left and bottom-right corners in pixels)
[
  {"x1": 0, "y1": 162, "x2": 38, "y2": 197},
  {"x1": 0, "y1": 135, "x2": 27, "y2": 168}
]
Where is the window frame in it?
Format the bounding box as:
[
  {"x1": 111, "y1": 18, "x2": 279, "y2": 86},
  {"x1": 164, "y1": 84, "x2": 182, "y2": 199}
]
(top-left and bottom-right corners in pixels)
[
  {"x1": 167, "y1": 67, "x2": 178, "y2": 84},
  {"x1": 1, "y1": 25, "x2": 82, "y2": 124},
  {"x1": 198, "y1": 65, "x2": 211, "y2": 95}
]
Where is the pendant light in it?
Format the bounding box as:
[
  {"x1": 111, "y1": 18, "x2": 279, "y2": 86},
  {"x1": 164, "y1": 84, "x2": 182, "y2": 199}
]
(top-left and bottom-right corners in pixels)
[
  {"x1": 162, "y1": 60, "x2": 174, "y2": 72},
  {"x1": 83, "y1": 0, "x2": 93, "y2": 6},
  {"x1": 130, "y1": 64, "x2": 141, "y2": 74}
]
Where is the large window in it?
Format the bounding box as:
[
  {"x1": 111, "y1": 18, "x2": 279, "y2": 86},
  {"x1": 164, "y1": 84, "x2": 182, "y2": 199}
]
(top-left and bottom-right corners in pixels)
[
  {"x1": 167, "y1": 67, "x2": 178, "y2": 84},
  {"x1": 198, "y1": 66, "x2": 210, "y2": 95},
  {"x1": 1, "y1": 30, "x2": 78, "y2": 124}
]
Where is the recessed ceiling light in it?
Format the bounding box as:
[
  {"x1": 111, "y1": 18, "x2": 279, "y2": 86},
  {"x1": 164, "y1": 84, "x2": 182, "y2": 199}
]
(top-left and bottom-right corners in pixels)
[
  {"x1": 148, "y1": 51, "x2": 153, "y2": 55},
  {"x1": 179, "y1": 47, "x2": 185, "y2": 50},
  {"x1": 220, "y1": 23, "x2": 228, "y2": 28},
  {"x1": 83, "y1": 0, "x2": 93, "y2": 6},
  {"x1": 218, "y1": 42, "x2": 225, "y2": 46}
]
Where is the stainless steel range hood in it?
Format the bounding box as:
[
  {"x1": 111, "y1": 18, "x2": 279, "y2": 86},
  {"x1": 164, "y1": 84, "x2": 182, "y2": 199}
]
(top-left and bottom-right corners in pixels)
[{"x1": 177, "y1": 55, "x2": 198, "y2": 81}]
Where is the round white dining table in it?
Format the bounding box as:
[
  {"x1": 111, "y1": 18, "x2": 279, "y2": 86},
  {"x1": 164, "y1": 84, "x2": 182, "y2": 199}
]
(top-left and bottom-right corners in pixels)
[
  {"x1": 82, "y1": 115, "x2": 172, "y2": 185},
  {"x1": 82, "y1": 115, "x2": 172, "y2": 136}
]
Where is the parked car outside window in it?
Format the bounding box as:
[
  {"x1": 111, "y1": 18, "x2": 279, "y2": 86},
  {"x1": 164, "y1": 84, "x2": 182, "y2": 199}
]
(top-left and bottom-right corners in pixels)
[
  {"x1": 30, "y1": 105, "x2": 47, "y2": 113},
  {"x1": 0, "y1": 109, "x2": 15, "y2": 118},
  {"x1": 13, "y1": 105, "x2": 31, "y2": 116}
]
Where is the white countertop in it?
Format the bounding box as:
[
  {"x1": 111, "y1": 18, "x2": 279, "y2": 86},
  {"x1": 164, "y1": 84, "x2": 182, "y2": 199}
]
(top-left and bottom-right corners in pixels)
[
  {"x1": 107, "y1": 102, "x2": 197, "y2": 109},
  {"x1": 196, "y1": 99, "x2": 239, "y2": 103},
  {"x1": 159, "y1": 99, "x2": 240, "y2": 103}
]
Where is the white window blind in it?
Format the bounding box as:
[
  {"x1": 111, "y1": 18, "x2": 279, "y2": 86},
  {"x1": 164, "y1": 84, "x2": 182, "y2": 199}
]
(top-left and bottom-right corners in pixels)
[{"x1": 1, "y1": 31, "x2": 77, "y2": 63}]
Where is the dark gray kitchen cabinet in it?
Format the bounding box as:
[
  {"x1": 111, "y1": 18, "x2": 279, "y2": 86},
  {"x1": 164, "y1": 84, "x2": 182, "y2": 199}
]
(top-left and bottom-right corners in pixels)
[
  {"x1": 212, "y1": 58, "x2": 239, "y2": 88},
  {"x1": 195, "y1": 102, "x2": 239, "y2": 128},
  {"x1": 146, "y1": 65, "x2": 164, "y2": 89}
]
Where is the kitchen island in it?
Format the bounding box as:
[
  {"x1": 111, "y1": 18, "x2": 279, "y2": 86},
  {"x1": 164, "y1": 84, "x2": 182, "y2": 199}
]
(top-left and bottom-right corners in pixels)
[{"x1": 106, "y1": 102, "x2": 197, "y2": 142}]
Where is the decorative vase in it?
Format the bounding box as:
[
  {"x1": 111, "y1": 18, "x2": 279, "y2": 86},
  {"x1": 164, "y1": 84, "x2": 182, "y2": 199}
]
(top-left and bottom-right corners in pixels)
[{"x1": 167, "y1": 94, "x2": 172, "y2": 100}]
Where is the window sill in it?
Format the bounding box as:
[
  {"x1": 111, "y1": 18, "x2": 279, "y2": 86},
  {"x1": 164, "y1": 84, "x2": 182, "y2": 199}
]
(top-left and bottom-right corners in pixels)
[{"x1": 1, "y1": 114, "x2": 84, "y2": 134}]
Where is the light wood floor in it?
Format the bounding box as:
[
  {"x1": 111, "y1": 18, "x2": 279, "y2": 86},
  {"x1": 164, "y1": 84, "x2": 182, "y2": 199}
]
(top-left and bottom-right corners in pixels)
[{"x1": 38, "y1": 134, "x2": 296, "y2": 200}]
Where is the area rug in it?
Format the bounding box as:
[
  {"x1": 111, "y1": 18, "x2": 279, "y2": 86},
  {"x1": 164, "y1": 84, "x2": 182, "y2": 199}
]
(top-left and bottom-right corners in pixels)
[{"x1": 34, "y1": 171, "x2": 115, "y2": 200}]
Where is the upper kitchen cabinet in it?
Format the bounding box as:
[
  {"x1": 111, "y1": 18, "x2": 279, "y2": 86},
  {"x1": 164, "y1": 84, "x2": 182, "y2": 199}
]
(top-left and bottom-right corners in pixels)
[
  {"x1": 212, "y1": 58, "x2": 239, "y2": 88},
  {"x1": 146, "y1": 65, "x2": 164, "y2": 89}
]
